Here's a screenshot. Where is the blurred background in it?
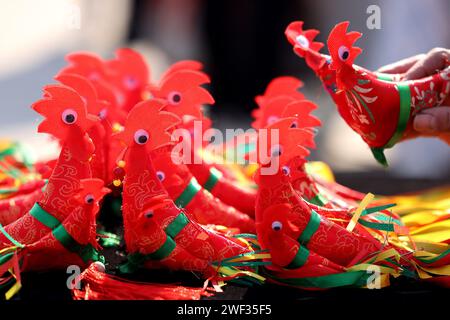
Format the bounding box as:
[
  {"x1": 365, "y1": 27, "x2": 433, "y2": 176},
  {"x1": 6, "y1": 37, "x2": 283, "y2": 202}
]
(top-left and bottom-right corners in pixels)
[{"x1": 0, "y1": 0, "x2": 448, "y2": 181}]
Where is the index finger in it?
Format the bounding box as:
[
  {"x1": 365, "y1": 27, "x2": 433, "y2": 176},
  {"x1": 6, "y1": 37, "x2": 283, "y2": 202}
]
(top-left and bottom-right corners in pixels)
[
  {"x1": 377, "y1": 54, "x2": 425, "y2": 74},
  {"x1": 404, "y1": 48, "x2": 450, "y2": 80}
]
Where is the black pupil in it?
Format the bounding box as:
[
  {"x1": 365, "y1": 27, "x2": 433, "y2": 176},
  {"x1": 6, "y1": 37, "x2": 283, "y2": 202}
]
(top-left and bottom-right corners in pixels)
[
  {"x1": 274, "y1": 225, "x2": 280, "y2": 230},
  {"x1": 290, "y1": 122, "x2": 297, "y2": 128},
  {"x1": 158, "y1": 174, "x2": 163, "y2": 180},
  {"x1": 138, "y1": 135, "x2": 148, "y2": 144},
  {"x1": 172, "y1": 94, "x2": 181, "y2": 103},
  {"x1": 145, "y1": 211, "x2": 154, "y2": 218},
  {"x1": 342, "y1": 51, "x2": 349, "y2": 60},
  {"x1": 282, "y1": 168, "x2": 288, "y2": 174},
  {"x1": 87, "y1": 197, "x2": 94, "y2": 203},
  {"x1": 65, "y1": 114, "x2": 75, "y2": 123}
]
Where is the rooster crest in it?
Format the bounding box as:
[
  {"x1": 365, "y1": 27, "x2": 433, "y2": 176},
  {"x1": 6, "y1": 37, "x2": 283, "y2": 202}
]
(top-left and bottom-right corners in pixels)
[
  {"x1": 252, "y1": 96, "x2": 296, "y2": 129},
  {"x1": 32, "y1": 85, "x2": 98, "y2": 140},
  {"x1": 327, "y1": 21, "x2": 362, "y2": 71},
  {"x1": 160, "y1": 60, "x2": 204, "y2": 82},
  {"x1": 55, "y1": 73, "x2": 105, "y2": 117},
  {"x1": 281, "y1": 100, "x2": 322, "y2": 131},
  {"x1": 62, "y1": 52, "x2": 108, "y2": 82}
]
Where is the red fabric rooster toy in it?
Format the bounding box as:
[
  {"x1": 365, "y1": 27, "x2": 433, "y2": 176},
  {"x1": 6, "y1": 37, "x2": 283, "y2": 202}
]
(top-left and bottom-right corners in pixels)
[
  {"x1": 285, "y1": 21, "x2": 450, "y2": 166},
  {"x1": 115, "y1": 99, "x2": 263, "y2": 283}
]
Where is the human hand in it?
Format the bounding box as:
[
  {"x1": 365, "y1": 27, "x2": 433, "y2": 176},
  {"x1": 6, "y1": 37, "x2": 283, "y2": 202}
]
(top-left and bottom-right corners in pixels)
[{"x1": 378, "y1": 48, "x2": 450, "y2": 142}]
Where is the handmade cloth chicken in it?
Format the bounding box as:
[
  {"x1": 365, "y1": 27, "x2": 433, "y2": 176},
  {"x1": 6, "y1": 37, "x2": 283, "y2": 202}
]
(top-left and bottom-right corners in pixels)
[
  {"x1": 115, "y1": 99, "x2": 265, "y2": 283},
  {"x1": 250, "y1": 103, "x2": 450, "y2": 289},
  {"x1": 150, "y1": 145, "x2": 255, "y2": 232},
  {"x1": 1, "y1": 85, "x2": 111, "y2": 298},
  {"x1": 285, "y1": 21, "x2": 450, "y2": 166}
]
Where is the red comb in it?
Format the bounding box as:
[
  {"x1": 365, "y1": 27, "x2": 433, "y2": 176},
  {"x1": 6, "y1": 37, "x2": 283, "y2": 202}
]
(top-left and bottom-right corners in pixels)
[
  {"x1": 285, "y1": 21, "x2": 326, "y2": 70},
  {"x1": 62, "y1": 52, "x2": 108, "y2": 82},
  {"x1": 107, "y1": 48, "x2": 150, "y2": 91},
  {"x1": 327, "y1": 21, "x2": 362, "y2": 70},
  {"x1": 281, "y1": 100, "x2": 322, "y2": 129},
  {"x1": 267, "y1": 117, "x2": 315, "y2": 159},
  {"x1": 255, "y1": 76, "x2": 305, "y2": 108},
  {"x1": 32, "y1": 85, "x2": 98, "y2": 140},
  {"x1": 249, "y1": 117, "x2": 314, "y2": 169},
  {"x1": 115, "y1": 99, "x2": 180, "y2": 150},
  {"x1": 252, "y1": 96, "x2": 295, "y2": 129},
  {"x1": 151, "y1": 70, "x2": 214, "y2": 119}
]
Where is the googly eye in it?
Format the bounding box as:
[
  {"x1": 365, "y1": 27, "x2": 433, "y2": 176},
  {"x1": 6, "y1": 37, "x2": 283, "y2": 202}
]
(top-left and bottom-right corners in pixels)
[
  {"x1": 98, "y1": 108, "x2": 108, "y2": 120},
  {"x1": 124, "y1": 76, "x2": 138, "y2": 90},
  {"x1": 296, "y1": 35, "x2": 309, "y2": 48},
  {"x1": 168, "y1": 91, "x2": 182, "y2": 105},
  {"x1": 134, "y1": 129, "x2": 149, "y2": 145},
  {"x1": 338, "y1": 46, "x2": 350, "y2": 61},
  {"x1": 270, "y1": 144, "x2": 283, "y2": 158},
  {"x1": 84, "y1": 194, "x2": 94, "y2": 204},
  {"x1": 156, "y1": 171, "x2": 165, "y2": 181},
  {"x1": 61, "y1": 109, "x2": 78, "y2": 124},
  {"x1": 267, "y1": 116, "x2": 279, "y2": 125},
  {"x1": 145, "y1": 211, "x2": 154, "y2": 218},
  {"x1": 281, "y1": 166, "x2": 290, "y2": 176},
  {"x1": 271, "y1": 221, "x2": 282, "y2": 231}
]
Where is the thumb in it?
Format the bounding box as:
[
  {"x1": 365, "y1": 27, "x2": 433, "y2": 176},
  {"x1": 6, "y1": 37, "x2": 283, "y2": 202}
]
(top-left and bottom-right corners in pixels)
[{"x1": 413, "y1": 107, "x2": 450, "y2": 133}]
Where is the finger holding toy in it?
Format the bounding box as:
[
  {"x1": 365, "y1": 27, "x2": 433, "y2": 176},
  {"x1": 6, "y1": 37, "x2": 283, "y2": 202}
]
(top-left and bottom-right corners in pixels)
[{"x1": 379, "y1": 48, "x2": 450, "y2": 142}]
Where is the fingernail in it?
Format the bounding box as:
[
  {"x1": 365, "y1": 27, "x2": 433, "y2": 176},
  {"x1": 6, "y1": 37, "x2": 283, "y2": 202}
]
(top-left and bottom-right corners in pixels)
[{"x1": 414, "y1": 114, "x2": 437, "y2": 132}]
